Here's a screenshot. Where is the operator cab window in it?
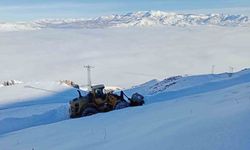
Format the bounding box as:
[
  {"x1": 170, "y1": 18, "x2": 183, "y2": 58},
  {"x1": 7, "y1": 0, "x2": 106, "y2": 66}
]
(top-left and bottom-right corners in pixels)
[{"x1": 95, "y1": 88, "x2": 104, "y2": 98}]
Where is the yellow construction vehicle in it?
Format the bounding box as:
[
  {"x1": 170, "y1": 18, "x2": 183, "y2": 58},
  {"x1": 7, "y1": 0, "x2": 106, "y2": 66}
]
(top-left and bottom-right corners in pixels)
[{"x1": 69, "y1": 84, "x2": 144, "y2": 118}]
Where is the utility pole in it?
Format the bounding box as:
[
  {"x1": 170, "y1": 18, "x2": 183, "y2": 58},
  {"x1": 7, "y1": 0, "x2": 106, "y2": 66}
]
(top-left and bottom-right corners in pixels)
[
  {"x1": 229, "y1": 66, "x2": 234, "y2": 73},
  {"x1": 84, "y1": 65, "x2": 94, "y2": 91},
  {"x1": 211, "y1": 65, "x2": 215, "y2": 74},
  {"x1": 229, "y1": 66, "x2": 234, "y2": 77}
]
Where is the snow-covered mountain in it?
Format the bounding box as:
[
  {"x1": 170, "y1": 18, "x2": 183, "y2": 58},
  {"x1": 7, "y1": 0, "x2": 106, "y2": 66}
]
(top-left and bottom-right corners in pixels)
[
  {"x1": 0, "y1": 22, "x2": 39, "y2": 32},
  {"x1": 0, "y1": 11, "x2": 249, "y2": 31}
]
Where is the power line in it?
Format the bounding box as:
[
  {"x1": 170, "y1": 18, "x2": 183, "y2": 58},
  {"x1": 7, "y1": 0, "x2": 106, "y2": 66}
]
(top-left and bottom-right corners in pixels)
[{"x1": 124, "y1": 72, "x2": 156, "y2": 78}]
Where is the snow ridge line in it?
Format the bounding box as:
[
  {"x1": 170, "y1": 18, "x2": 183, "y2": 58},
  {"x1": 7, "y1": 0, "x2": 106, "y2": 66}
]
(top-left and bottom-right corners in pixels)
[
  {"x1": 0, "y1": 11, "x2": 249, "y2": 31},
  {"x1": 0, "y1": 104, "x2": 69, "y2": 135},
  {"x1": 146, "y1": 72, "x2": 250, "y2": 103}
]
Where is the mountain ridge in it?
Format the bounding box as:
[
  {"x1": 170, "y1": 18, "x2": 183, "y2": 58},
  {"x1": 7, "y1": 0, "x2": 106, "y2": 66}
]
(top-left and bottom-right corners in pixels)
[{"x1": 0, "y1": 10, "x2": 249, "y2": 31}]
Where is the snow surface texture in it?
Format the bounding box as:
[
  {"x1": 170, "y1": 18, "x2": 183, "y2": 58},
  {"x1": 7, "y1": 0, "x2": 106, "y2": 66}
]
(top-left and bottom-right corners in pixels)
[
  {"x1": 0, "y1": 81, "x2": 86, "y2": 135},
  {"x1": 0, "y1": 11, "x2": 249, "y2": 31},
  {"x1": 0, "y1": 69, "x2": 250, "y2": 150},
  {"x1": 125, "y1": 69, "x2": 250, "y2": 96},
  {"x1": 0, "y1": 9, "x2": 250, "y2": 149}
]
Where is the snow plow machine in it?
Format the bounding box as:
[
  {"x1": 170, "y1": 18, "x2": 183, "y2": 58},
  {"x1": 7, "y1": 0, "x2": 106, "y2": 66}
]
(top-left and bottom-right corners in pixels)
[{"x1": 69, "y1": 84, "x2": 144, "y2": 118}]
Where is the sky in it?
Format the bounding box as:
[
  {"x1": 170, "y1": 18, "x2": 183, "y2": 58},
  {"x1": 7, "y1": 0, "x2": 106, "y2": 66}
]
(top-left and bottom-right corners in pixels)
[{"x1": 1, "y1": 0, "x2": 250, "y2": 21}]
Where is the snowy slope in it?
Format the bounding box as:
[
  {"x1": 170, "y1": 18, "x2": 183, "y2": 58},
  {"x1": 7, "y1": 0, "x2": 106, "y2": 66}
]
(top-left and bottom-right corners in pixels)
[
  {"x1": 0, "y1": 72, "x2": 250, "y2": 150},
  {"x1": 0, "y1": 11, "x2": 249, "y2": 31},
  {"x1": 0, "y1": 69, "x2": 250, "y2": 136},
  {"x1": 122, "y1": 79, "x2": 159, "y2": 96},
  {"x1": 124, "y1": 69, "x2": 250, "y2": 96},
  {"x1": 0, "y1": 82, "x2": 86, "y2": 135},
  {"x1": 0, "y1": 8, "x2": 249, "y2": 149},
  {"x1": 147, "y1": 69, "x2": 250, "y2": 103},
  {"x1": 0, "y1": 81, "x2": 83, "y2": 109}
]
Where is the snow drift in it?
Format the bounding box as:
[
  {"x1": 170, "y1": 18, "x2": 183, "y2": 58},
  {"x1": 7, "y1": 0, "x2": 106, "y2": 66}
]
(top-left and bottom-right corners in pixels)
[{"x1": 0, "y1": 69, "x2": 250, "y2": 150}]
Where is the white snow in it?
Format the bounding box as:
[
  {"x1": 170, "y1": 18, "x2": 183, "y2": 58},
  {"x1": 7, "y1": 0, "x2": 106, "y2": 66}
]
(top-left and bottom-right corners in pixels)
[
  {"x1": 0, "y1": 103, "x2": 69, "y2": 135},
  {"x1": 0, "y1": 81, "x2": 86, "y2": 135},
  {"x1": 0, "y1": 11, "x2": 249, "y2": 32},
  {"x1": 0, "y1": 82, "x2": 80, "y2": 109},
  {"x1": 0, "y1": 22, "x2": 39, "y2": 32},
  {"x1": 0, "y1": 69, "x2": 250, "y2": 150},
  {"x1": 125, "y1": 69, "x2": 250, "y2": 96},
  {"x1": 0, "y1": 9, "x2": 250, "y2": 150}
]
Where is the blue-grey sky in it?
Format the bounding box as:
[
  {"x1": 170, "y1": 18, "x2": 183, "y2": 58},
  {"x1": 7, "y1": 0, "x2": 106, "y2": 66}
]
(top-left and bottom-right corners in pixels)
[{"x1": 1, "y1": 0, "x2": 250, "y2": 21}]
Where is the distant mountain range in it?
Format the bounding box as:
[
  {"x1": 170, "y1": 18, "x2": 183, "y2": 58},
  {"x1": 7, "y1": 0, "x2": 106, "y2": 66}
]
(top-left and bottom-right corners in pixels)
[{"x1": 0, "y1": 11, "x2": 249, "y2": 31}]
